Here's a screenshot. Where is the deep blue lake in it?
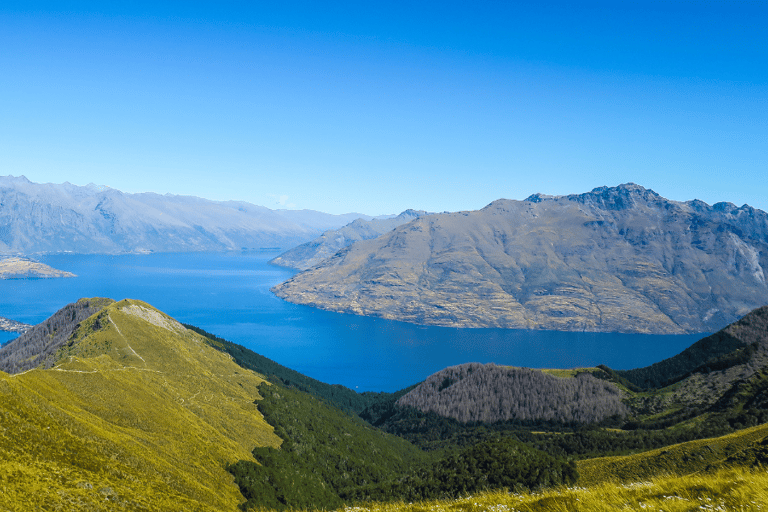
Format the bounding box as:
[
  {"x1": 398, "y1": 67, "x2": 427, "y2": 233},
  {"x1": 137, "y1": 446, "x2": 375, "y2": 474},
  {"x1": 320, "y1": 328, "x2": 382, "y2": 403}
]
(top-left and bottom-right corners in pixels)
[{"x1": 0, "y1": 252, "x2": 705, "y2": 392}]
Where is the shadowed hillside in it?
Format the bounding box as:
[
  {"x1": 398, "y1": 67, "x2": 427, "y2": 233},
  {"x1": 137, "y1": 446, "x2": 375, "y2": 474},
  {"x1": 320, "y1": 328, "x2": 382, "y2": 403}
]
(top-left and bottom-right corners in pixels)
[
  {"x1": 578, "y1": 422, "x2": 768, "y2": 486},
  {"x1": 618, "y1": 305, "x2": 768, "y2": 389}
]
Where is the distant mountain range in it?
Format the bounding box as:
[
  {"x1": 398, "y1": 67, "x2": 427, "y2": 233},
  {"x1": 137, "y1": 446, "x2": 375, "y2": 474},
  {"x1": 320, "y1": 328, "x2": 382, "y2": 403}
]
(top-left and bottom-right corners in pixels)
[
  {"x1": 0, "y1": 175, "x2": 371, "y2": 254},
  {"x1": 273, "y1": 184, "x2": 768, "y2": 334},
  {"x1": 269, "y1": 209, "x2": 430, "y2": 270}
]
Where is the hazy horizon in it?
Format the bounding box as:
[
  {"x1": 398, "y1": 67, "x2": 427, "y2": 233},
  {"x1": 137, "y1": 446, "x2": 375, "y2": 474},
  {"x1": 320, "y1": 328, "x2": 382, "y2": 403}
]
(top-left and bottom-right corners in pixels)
[{"x1": 2, "y1": 2, "x2": 765, "y2": 215}]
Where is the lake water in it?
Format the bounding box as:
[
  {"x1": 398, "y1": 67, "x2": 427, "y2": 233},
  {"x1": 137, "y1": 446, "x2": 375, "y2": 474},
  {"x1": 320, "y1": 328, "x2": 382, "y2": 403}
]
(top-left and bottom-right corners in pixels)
[{"x1": 0, "y1": 252, "x2": 705, "y2": 392}]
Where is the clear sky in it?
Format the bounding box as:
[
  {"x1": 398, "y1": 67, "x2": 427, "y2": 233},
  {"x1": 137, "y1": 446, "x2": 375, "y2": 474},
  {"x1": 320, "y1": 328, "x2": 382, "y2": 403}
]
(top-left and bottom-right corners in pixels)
[{"x1": 1, "y1": 1, "x2": 766, "y2": 215}]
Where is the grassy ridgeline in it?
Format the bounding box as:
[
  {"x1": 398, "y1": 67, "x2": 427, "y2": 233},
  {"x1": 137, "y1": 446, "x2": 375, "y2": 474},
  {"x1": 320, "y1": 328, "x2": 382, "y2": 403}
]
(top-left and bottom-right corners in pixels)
[{"x1": 184, "y1": 323, "x2": 394, "y2": 414}]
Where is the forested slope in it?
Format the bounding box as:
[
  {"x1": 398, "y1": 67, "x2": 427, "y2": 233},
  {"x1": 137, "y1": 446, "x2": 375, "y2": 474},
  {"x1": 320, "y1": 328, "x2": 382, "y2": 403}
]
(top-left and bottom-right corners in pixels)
[
  {"x1": 0, "y1": 297, "x2": 114, "y2": 373},
  {"x1": 396, "y1": 363, "x2": 628, "y2": 424},
  {"x1": 618, "y1": 305, "x2": 768, "y2": 388}
]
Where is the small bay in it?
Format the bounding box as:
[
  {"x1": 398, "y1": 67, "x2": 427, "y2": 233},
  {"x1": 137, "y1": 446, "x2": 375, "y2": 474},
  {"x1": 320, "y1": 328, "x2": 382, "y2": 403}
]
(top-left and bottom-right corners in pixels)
[{"x1": 0, "y1": 252, "x2": 704, "y2": 391}]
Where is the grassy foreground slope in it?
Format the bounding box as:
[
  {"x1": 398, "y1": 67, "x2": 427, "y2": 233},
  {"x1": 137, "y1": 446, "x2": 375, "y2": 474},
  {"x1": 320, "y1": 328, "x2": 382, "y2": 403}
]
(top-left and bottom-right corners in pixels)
[
  {"x1": 578, "y1": 421, "x2": 768, "y2": 486},
  {"x1": 346, "y1": 467, "x2": 768, "y2": 512},
  {"x1": 0, "y1": 298, "x2": 280, "y2": 511},
  {"x1": 309, "y1": 425, "x2": 768, "y2": 512}
]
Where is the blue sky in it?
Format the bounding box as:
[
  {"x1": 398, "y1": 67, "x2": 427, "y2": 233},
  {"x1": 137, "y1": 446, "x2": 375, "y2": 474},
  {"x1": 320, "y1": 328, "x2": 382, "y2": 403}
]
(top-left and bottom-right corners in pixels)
[{"x1": 1, "y1": 1, "x2": 766, "y2": 215}]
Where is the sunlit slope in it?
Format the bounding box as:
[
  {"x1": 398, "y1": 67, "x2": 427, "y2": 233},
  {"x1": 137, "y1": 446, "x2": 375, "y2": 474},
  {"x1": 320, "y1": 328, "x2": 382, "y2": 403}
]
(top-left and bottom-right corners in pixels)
[
  {"x1": 577, "y1": 421, "x2": 768, "y2": 486},
  {"x1": 0, "y1": 298, "x2": 280, "y2": 511},
  {"x1": 345, "y1": 467, "x2": 768, "y2": 512},
  {"x1": 273, "y1": 184, "x2": 768, "y2": 334}
]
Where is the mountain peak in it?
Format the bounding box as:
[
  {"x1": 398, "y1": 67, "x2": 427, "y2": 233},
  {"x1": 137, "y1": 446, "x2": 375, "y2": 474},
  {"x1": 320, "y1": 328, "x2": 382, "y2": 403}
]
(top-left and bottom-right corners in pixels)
[
  {"x1": 524, "y1": 183, "x2": 660, "y2": 207},
  {"x1": 569, "y1": 183, "x2": 664, "y2": 210},
  {"x1": 0, "y1": 298, "x2": 280, "y2": 509},
  {"x1": 399, "y1": 209, "x2": 428, "y2": 218},
  {"x1": 274, "y1": 184, "x2": 768, "y2": 334},
  {"x1": 0, "y1": 174, "x2": 31, "y2": 183}
]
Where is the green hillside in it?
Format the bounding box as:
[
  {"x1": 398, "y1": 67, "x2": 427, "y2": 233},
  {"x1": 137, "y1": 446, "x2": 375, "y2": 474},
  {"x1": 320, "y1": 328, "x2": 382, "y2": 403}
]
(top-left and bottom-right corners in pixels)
[
  {"x1": 4, "y1": 297, "x2": 768, "y2": 511},
  {"x1": 0, "y1": 298, "x2": 281, "y2": 511},
  {"x1": 578, "y1": 421, "x2": 768, "y2": 486},
  {"x1": 185, "y1": 323, "x2": 386, "y2": 414},
  {"x1": 617, "y1": 305, "x2": 768, "y2": 389}
]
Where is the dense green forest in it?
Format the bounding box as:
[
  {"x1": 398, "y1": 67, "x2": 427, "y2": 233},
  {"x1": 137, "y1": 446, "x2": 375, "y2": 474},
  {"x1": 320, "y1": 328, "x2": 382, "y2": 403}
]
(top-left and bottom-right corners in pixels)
[
  {"x1": 186, "y1": 309, "x2": 768, "y2": 511},
  {"x1": 228, "y1": 382, "x2": 577, "y2": 510},
  {"x1": 346, "y1": 437, "x2": 578, "y2": 502},
  {"x1": 362, "y1": 397, "x2": 744, "y2": 458},
  {"x1": 227, "y1": 382, "x2": 430, "y2": 510}
]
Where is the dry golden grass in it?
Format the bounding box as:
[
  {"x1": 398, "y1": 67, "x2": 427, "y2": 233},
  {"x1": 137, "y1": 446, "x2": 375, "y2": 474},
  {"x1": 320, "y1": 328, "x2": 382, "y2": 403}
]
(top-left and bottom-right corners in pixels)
[
  {"x1": 578, "y1": 422, "x2": 768, "y2": 487},
  {"x1": 321, "y1": 467, "x2": 768, "y2": 512}
]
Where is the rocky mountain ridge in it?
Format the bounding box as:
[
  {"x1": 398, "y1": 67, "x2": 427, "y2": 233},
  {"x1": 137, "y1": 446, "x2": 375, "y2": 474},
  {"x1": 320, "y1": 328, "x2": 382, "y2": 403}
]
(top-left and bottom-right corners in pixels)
[
  {"x1": 270, "y1": 209, "x2": 430, "y2": 270},
  {"x1": 0, "y1": 175, "x2": 369, "y2": 254},
  {"x1": 273, "y1": 184, "x2": 768, "y2": 334}
]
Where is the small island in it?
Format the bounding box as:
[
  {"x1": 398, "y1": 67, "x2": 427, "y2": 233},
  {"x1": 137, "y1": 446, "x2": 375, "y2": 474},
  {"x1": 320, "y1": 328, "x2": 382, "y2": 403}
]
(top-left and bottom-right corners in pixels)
[
  {"x1": 0, "y1": 316, "x2": 31, "y2": 333},
  {"x1": 0, "y1": 257, "x2": 76, "y2": 279}
]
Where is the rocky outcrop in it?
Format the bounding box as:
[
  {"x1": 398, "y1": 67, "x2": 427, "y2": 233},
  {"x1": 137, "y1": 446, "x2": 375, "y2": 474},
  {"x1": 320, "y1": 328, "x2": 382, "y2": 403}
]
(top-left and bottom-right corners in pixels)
[{"x1": 273, "y1": 184, "x2": 768, "y2": 334}]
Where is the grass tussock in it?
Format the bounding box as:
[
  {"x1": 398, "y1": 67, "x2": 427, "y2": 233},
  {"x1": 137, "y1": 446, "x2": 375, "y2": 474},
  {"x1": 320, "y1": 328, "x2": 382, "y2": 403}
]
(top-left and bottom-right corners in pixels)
[
  {"x1": 259, "y1": 467, "x2": 768, "y2": 512},
  {"x1": 577, "y1": 422, "x2": 768, "y2": 487}
]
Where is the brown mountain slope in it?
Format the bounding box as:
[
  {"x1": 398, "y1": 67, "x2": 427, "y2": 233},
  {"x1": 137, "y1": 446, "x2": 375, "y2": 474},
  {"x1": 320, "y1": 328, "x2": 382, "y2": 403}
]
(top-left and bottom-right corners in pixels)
[
  {"x1": 273, "y1": 184, "x2": 768, "y2": 334},
  {"x1": 270, "y1": 209, "x2": 429, "y2": 271}
]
